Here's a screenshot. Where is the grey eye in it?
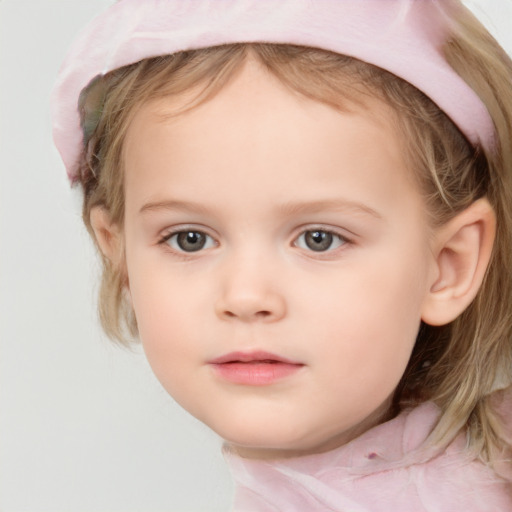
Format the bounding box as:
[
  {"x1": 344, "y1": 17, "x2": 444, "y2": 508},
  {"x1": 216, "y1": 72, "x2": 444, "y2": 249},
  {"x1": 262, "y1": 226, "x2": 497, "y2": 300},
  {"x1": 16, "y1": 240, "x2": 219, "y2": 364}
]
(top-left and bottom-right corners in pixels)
[
  {"x1": 296, "y1": 230, "x2": 346, "y2": 252},
  {"x1": 167, "y1": 231, "x2": 215, "y2": 252}
]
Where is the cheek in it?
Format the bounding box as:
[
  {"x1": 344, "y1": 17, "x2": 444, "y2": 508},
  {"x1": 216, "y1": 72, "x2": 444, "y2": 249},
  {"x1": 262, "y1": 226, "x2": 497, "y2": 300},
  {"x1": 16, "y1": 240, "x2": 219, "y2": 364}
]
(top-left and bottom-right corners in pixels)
[
  {"x1": 125, "y1": 254, "x2": 204, "y2": 377},
  {"x1": 313, "y1": 299, "x2": 419, "y2": 401},
  {"x1": 304, "y1": 249, "x2": 428, "y2": 390}
]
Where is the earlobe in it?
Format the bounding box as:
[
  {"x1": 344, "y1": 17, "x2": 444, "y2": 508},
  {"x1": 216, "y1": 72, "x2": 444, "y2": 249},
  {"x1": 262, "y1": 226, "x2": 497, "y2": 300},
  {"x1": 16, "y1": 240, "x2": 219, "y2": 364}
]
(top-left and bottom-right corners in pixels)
[
  {"x1": 89, "y1": 206, "x2": 123, "y2": 264},
  {"x1": 421, "y1": 198, "x2": 496, "y2": 326}
]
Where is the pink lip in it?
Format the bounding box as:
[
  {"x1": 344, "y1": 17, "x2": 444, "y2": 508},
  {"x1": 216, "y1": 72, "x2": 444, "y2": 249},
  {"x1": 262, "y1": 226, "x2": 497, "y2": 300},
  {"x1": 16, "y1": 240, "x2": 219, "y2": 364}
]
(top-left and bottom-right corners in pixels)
[{"x1": 208, "y1": 351, "x2": 304, "y2": 386}]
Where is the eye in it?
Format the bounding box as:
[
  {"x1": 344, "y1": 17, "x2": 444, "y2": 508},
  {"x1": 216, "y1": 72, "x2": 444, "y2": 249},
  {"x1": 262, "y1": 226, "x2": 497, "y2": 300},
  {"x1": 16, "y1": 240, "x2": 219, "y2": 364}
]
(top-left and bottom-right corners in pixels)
[
  {"x1": 295, "y1": 229, "x2": 347, "y2": 252},
  {"x1": 163, "y1": 230, "x2": 216, "y2": 253}
]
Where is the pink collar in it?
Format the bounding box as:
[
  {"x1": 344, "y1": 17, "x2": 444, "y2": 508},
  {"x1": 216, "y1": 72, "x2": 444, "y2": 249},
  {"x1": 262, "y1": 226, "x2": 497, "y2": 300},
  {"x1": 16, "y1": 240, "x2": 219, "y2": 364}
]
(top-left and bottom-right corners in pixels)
[{"x1": 223, "y1": 402, "x2": 510, "y2": 511}]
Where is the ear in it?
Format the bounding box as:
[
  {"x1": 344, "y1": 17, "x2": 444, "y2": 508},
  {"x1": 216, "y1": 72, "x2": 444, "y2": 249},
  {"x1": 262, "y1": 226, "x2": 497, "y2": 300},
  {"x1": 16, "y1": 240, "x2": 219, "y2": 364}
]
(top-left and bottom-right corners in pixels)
[
  {"x1": 89, "y1": 206, "x2": 123, "y2": 265},
  {"x1": 421, "y1": 198, "x2": 496, "y2": 326}
]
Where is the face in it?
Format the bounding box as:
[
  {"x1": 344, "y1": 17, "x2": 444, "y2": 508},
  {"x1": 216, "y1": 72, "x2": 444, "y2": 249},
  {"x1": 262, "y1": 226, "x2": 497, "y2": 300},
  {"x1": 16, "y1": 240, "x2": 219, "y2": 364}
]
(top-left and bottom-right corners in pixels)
[{"x1": 121, "y1": 58, "x2": 437, "y2": 459}]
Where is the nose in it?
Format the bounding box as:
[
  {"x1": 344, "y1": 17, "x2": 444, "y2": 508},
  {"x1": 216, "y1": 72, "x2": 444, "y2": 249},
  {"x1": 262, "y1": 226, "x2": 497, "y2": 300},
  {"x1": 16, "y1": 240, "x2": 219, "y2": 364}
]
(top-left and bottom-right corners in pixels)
[{"x1": 214, "y1": 256, "x2": 287, "y2": 323}]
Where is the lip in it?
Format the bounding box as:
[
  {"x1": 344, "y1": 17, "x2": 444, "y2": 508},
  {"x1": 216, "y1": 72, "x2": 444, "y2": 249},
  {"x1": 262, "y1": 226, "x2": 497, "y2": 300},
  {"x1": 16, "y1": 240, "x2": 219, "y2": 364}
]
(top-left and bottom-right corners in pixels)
[
  {"x1": 208, "y1": 350, "x2": 305, "y2": 386},
  {"x1": 208, "y1": 350, "x2": 301, "y2": 365}
]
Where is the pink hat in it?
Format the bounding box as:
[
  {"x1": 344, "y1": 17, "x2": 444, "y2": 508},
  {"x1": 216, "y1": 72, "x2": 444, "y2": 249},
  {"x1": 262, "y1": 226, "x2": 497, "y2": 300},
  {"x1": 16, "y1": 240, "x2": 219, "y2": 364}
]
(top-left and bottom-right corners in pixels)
[{"x1": 51, "y1": 0, "x2": 496, "y2": 182}]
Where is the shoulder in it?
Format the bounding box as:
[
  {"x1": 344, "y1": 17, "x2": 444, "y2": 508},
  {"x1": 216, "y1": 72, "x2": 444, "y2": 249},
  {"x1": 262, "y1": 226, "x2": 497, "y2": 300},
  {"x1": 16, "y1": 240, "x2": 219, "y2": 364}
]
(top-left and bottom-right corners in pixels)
[
  {"x1": 347, "y1": 402, "x2": 512, "y2": 511},
  {"x1": 412, "y1": 436, "x2": 512, "y2": 511},
  {"x1": 401, "y1": 402, "x2": 512, "y2": 510}
]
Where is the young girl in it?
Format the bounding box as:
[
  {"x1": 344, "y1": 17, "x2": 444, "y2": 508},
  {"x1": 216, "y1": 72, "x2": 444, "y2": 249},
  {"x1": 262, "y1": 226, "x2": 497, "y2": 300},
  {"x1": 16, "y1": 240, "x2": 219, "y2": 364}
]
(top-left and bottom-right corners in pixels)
[{"x1": 52, "y1": 0, "x2": 512, "y2": 509}]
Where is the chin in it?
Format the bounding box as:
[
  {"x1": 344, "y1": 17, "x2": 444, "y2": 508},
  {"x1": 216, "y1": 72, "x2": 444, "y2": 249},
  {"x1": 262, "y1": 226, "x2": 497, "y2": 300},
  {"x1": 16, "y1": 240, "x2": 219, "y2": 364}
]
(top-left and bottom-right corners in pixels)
[
  {"x1": 219, "y1": 425, "x2": 301, "y2": 450},
  {"x1": 208, "y1": 415, "x2": 304, "y2": 449},
  {"x1": 203, "y1": 405, "x2": 390, "y2": 460},
  {"x1": 210, "y1": 418, "x2": 341, "y2": 460}
]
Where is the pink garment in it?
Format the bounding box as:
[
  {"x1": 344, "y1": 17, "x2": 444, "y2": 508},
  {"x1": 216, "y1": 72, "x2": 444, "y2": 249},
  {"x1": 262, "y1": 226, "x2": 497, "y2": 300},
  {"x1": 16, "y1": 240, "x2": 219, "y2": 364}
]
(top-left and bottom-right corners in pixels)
[{"x1": 223, "y1": 402, "x2": 512, "y2": 511}]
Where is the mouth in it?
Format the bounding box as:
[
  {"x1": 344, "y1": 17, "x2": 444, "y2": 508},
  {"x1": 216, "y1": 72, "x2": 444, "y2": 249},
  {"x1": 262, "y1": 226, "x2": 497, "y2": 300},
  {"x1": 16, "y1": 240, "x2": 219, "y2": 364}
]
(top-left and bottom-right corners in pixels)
[
  {"x1": 209, "y1": 350, "x2": 301, "y2": 365},
  {"x1": 208, "y1": 351, "x2": 304, "y2": 386}
]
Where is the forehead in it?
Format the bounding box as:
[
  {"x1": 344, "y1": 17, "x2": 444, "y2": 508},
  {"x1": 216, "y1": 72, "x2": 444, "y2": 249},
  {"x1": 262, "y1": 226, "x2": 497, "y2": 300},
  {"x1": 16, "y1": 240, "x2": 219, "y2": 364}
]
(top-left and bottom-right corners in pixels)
[
  {"x1": 131, "y1": 55, "x2": 398, "y2": 133},
  {"x1": 122, "y1": 57, "x2": 418, "y2": 215}
]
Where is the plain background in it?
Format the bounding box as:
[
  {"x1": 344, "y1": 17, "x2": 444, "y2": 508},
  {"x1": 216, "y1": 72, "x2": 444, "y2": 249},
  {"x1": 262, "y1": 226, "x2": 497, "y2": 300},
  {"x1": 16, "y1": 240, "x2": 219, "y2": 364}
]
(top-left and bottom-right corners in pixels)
[{"x1": 0, "y1": 1, "x2": 511, "y2": 511}]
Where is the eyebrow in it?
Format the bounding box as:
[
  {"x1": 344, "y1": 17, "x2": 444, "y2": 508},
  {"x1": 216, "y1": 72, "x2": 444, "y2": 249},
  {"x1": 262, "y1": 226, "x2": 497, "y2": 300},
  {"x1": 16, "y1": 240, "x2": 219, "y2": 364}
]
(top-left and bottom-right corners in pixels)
[
  {"x1": 140, "y1": 199, "x2": 211, "y2": 215},
  {"x1": 276, "y1": 199, "x2": 382, "y2": 219},
  {"x1": 139, "y1": 198, "x2": 381, "y2": 219}
]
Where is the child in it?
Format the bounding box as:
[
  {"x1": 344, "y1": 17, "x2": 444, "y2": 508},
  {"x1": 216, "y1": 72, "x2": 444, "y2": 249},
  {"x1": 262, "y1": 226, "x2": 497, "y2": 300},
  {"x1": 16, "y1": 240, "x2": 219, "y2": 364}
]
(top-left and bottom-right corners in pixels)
[{"x1": 51, "y1": 0, "x2": 512, "y2": 509}]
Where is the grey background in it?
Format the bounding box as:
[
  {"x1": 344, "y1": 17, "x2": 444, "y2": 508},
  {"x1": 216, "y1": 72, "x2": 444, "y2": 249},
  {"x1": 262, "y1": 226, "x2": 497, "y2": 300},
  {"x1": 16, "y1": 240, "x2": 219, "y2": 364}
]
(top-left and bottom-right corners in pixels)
[{"x1": 1, "y1": 1, "x2": 510, "y2": 510}]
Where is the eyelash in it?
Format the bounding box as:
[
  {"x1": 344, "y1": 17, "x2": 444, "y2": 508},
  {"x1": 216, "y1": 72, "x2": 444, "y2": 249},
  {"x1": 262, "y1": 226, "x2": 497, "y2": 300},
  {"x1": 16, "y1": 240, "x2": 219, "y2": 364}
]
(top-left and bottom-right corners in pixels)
[
  {"x1": 293, "y1": 228, "x2": 349, "y2": 253},
  {"x1": 158, "y1": 226, "x2": 352, "y2": 256},
  {"x1": 158, "y1": 228, "x2": 217, "y2": 254}
]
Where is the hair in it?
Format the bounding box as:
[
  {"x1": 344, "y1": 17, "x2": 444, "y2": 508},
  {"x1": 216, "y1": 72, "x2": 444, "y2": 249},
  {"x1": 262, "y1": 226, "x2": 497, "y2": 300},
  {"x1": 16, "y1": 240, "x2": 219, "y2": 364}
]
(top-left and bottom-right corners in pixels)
[{"x1": 76, "y1": 3, "x2": 512, "y2": 475}]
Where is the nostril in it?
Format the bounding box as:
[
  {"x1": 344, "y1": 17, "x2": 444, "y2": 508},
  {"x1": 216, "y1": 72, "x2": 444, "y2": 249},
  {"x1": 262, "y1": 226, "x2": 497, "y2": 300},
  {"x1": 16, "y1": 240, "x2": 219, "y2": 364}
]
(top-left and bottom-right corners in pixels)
[
  {"x1": 216, "y1": 294, "x2": 286, "y2": 322},
  {"x1": 221, "y1": 309, "x2": 273, "y2": 320}
]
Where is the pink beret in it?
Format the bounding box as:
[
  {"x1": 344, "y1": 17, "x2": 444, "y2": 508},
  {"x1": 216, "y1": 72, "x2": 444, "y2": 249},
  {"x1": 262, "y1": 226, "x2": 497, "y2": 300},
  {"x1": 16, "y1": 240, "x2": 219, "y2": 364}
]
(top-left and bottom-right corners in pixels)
[{"x1": 51, "y1": 0, "x2": 496, "y2": 182}]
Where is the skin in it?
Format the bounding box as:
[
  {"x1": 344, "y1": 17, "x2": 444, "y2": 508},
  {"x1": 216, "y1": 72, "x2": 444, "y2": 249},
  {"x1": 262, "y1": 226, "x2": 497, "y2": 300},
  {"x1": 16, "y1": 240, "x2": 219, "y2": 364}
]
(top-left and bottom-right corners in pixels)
[{"x1": 93, "y1": 57, "x2": 496, "y2": 459}]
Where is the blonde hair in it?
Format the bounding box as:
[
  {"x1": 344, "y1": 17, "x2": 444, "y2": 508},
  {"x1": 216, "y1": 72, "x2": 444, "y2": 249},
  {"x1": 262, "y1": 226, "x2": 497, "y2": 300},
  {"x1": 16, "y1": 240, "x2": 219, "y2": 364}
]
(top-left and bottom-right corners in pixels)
[{"x1": 77, "y1": 4, "x2": 512, "y2": 473}]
